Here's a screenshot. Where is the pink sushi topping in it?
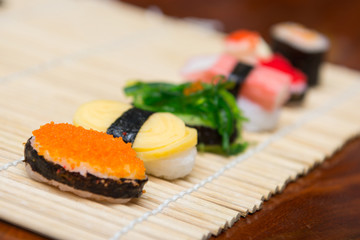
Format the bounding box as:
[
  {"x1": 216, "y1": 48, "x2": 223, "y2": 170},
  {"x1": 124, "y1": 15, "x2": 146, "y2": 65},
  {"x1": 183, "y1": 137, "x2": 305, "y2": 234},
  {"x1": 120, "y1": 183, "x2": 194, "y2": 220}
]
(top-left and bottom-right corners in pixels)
[
  {"x1": 260, "y1": 54, "x2": 307, "y2": 84},
  {"x1": 181, "y1": 54, "x2": 237, "y2": 83},
  {"x1": 239, "y1": 66, "x2": 291, "y2": 111}
]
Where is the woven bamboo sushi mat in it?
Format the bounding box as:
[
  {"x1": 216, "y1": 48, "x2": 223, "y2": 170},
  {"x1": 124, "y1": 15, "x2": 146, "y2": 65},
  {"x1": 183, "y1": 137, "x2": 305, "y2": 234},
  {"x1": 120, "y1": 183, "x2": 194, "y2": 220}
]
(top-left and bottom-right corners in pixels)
[{"x1": 0, "y1": 0, "x2": 360, "y2": 239}]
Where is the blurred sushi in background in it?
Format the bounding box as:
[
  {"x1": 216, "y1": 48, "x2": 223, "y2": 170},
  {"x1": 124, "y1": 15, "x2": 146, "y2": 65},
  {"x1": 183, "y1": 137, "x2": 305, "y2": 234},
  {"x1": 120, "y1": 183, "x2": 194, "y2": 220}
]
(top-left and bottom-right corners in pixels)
[
  {"x1": 224, "y1": 29, "x2": 272, "y2": 65},
  {"x1": 260, "y1": 54, "x2": 307, "y2": 104},
  {"x1": 180, "y1": 24, "x2": 329, "y2": 132},
  {"x1": 180, "y1": 54, "x2": 238, "y2": 83},
  {"x1": 237, "y1": 65, "x2": 291, "y2": 131},
  {"x1": 271, "y1": 22, "x2": 329, "y2": 87}
]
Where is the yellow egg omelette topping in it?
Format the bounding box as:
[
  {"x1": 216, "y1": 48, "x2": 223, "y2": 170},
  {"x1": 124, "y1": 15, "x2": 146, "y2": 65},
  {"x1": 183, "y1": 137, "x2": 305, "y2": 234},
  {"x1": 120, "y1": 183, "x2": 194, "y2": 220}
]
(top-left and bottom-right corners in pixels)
[
  {"x1": 73, "y1": 100, "x2": 198, "y2": 161},
  {"x1": 32, "y1": 122, "x2": 146, "y2": 180}
]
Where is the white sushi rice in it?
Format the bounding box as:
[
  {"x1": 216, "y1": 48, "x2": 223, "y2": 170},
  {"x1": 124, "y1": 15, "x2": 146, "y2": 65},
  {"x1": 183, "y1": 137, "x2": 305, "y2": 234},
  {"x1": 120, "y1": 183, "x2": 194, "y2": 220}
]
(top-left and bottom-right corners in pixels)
[
  {"x1": 225, "y1": 37, "x2": 272, "y2": 65},
  {"x1": 271, "y1": 22, "x2": 329, "y2": 53},
  {"x1": 144, "y1": 147, "x2": 197, "y2": 180},
  {"x1": 238, "y1": 97, "x2": 280, "y2": 132}
]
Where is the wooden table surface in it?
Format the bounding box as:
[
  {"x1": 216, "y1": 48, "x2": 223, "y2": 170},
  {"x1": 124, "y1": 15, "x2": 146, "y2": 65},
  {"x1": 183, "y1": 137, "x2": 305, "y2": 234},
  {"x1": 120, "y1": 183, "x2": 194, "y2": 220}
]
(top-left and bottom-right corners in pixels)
[{"x1": 1, "y1": 1, "x2": 360, "y2": 239}]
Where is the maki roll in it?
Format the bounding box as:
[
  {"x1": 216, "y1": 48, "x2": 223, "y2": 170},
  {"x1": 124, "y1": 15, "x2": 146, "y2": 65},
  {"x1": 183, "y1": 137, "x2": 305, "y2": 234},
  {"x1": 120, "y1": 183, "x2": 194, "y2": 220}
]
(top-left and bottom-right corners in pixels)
[
  {"x1": 237, "y1": 65, "x2": 291, "y2": 132},
  {"x1": 24, "y1": 122, "x2": 147, "y2": 203},
  {"x1": 73, "y1": 100, "x2": 198, "y2": 180},
  {"x1": 271, "y1": 22, "x2": 329, "y2": 87},
  {"x1": 180, "y1": 54, "x2": 238, "y2": 83},
  {"x1": 225, "y1": 30, "x2": 272, "y2": 65},
  {"x1": 260, "y1": 54, "x2": 308, "y2": 104},
  {"x1": 124, "y1": 81, "x2": 247, "y2": 156}
]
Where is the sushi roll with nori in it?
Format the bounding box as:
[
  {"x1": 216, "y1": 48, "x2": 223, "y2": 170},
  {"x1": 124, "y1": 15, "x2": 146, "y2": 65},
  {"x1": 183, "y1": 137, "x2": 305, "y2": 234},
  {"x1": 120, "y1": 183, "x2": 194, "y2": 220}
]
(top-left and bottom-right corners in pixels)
[
  {"x1": 271, "y1": 22, "x2": 329, "y2": 87},
  {"x1": 237, "y1": 65, "x2": 291, "y2": 131},
  {"x1": 24, "y1": 122, "x2": 147, "y2": 203},
  {"x1": 225, "y1": 30, "x2": 272, "y2": 65},
  {"x1": 180, "y1": 54, "x2": 238, "y2": 83},
  {"x1": 260, "y1": 54, "x2": 308, "y2": 104},
  {"x1": 73, "y1": 100, "x2": 198, "y2": 180}
]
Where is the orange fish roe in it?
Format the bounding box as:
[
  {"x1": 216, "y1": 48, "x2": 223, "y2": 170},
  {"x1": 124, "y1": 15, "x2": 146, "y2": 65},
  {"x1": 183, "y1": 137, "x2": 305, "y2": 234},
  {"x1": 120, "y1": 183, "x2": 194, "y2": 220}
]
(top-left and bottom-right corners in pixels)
[
  {"x1": 32, "y1": 122, "x2": 146, "y2": 180},
  {"x1": 183, "y1": 81, "x2": 204, "y2": 96},
  {"x1": 226, "y1": 30, "x2": 260, "y2": 49}
]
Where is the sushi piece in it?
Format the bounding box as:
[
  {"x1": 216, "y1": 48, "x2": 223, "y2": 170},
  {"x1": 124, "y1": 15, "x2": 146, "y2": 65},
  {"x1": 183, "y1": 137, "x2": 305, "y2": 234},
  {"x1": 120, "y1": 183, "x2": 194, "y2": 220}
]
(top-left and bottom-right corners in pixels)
[
  {"x1": 180, "y1": 54, "x2": 238, "y2": 83},
  {"x1": 225, "y1": 30, "x2": 272, "y2": 65},
  {"x1": 73, "y1": 100, "x2": 198, "y2": 180},
  {"x1": 227, "y1": 62, "x2": 254, "y2": 97},
  {"x1": 261, "y1": 54, "x2": 308, "y2": 104},
  {"x1": 181, "y1": 54, "x2": 253, "y2": 97},
  {"x1": 238, "y1": 65, "x2": 291, "y2": 131},
  {"x1": 24, "y1": 122, "x2": 147, "y2": 203},
  {"x1": 124, "y1": 81, "x2": 247, "y2": 155},
  {"x1": 271, "y1": 22, "x2": 329, "y2": 87}
]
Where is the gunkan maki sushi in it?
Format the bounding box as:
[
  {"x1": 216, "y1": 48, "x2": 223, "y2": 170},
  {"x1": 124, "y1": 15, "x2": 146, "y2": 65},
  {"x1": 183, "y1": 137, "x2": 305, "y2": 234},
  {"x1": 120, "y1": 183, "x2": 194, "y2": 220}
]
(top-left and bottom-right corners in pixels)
[
  {"x1": 24, "y1": 122, "x2": 147, "y2": 203},
  {"x1": 124, "y1": 81, "x2": 247, "y2": 156},
  {"x1": 73, "y1": 100, "x2": 198, "y2": 180}
]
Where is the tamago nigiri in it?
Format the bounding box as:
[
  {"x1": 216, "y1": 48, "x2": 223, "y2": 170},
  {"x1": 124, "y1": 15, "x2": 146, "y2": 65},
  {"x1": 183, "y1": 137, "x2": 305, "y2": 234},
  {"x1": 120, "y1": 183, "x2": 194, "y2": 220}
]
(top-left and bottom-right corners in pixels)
[{"x1": 73, "y1": 100, "x2": 198, "y2": 180}]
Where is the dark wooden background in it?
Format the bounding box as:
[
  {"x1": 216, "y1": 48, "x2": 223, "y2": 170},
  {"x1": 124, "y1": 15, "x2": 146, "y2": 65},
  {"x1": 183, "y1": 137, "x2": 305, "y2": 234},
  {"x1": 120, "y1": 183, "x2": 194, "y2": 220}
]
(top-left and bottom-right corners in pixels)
[{"x1": 1, "y1": 1, "x2": 360, "y2": 239}]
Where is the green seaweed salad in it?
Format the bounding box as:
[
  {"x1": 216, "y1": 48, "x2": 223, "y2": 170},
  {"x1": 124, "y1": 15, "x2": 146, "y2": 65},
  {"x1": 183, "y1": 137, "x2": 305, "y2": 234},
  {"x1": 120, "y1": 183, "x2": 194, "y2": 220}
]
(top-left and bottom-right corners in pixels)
[{"x1": 124, "y1": 80, "x2": 247, "y2": 156}]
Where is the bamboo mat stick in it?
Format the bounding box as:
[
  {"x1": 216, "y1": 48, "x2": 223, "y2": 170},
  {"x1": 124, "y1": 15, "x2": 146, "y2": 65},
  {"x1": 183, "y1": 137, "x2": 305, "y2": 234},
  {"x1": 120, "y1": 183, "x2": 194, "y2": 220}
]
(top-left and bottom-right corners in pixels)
[
  {"x1": 175, "y1": 178, "x2": 259, "y2": 213},
  {"x1": 0, "y1": 199, "x2": 106, "y2": 240},
  {"x1": 285, "y1": 130, "x2": 339, "y2": 157},
  {"x1": 149, "y1": 180, "x2": 240, "y2": 226},
  {"x1": 264, "y1": 148, "x2": 317, "y2": 167},
  {"x1": 196, "y1": 157, "x2": 289, "y2": 192},
  {"x1": 189, "y1": 166, "x2": 271, "y2": 199},
  {"x1": 161, "y1": 174, "x2": 258, "y2": 213},
  {"x1": 143, "y1": 190, "x2": 228, "y2": 230},
  {"x1": 236, "y1": 162, "x2": 292, "y2": 185},
  {"x1": 112, "y1": 203, "x2": 209, "y2": 240},
  {"x1": 135, "y1": 198, "x2": 219, "y2": 236},
  {"x1": 193, "y1": 167, "x2": 279, "y2": 195},
  {"x1": 184, "y1": 172, "x2": 267, "y2": 202},
  {"x1": 149, "y1": 177, "x2": 242, "y2": 221},
  {"x1": 1, "y1": 170, "x2": 201, "y2": 240},
  {"x1": 270, "y1": 140, "x2": 325, "y2": 164},
  {"x1": 255, "y1": 151, "x2": 308, "y2": 175}
]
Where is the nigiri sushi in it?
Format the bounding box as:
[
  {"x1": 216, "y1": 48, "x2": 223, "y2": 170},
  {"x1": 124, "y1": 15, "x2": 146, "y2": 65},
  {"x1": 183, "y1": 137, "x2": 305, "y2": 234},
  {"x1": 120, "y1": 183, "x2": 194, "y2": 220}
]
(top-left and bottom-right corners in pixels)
[
  {"x1": 237, "y1": 65, "x2": 291, "y2": 131},
  {"x1": 271, "y1": 22, "x2": 329, "y2": 87},
  {"x1": 24, "y1": 122, "x2": 147, "y2": 203},
  {"x1": 73, "y1": 100, "x2": 198, "y2": 180},
  {"x1": 225, "y1": 30, "x2": 272, "y2": 65},
  {"x1": 227, "y1": 62, "x2": 254, "y2": 97},
  {"x1": 260, "y1": 54, "x2": 308, "y2": 104},
  {"x1": 180, "y1": 54, "x2": 238, "y2": 83}
]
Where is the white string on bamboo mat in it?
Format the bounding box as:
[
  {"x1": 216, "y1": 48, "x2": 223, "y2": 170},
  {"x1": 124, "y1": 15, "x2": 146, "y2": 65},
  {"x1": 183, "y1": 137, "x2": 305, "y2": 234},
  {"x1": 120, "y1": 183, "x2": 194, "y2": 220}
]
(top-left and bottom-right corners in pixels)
[
  {"x1": 0, "y1": 158, "x2": 24, "y2": 172},
  {"x1": 110, "y1": 81, "x2": 360, "y2": 240}
]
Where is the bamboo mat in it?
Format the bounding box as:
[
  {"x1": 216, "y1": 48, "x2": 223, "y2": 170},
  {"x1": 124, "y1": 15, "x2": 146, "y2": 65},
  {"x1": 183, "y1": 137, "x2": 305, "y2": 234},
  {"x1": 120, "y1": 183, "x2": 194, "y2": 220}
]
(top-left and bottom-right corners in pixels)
[{"x1": 0, "y1": 0, "x2": 360, "y2": 239}]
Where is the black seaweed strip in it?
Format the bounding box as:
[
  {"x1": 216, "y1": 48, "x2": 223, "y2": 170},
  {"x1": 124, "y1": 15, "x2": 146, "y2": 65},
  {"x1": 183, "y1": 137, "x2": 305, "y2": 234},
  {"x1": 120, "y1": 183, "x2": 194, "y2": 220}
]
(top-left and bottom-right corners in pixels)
[
  {"x1": 106, "y1": 108, "x2": 153, "y2": 143},
  {"x1": 24, "y1": 138, "x2": 147, "y2": 199}
]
